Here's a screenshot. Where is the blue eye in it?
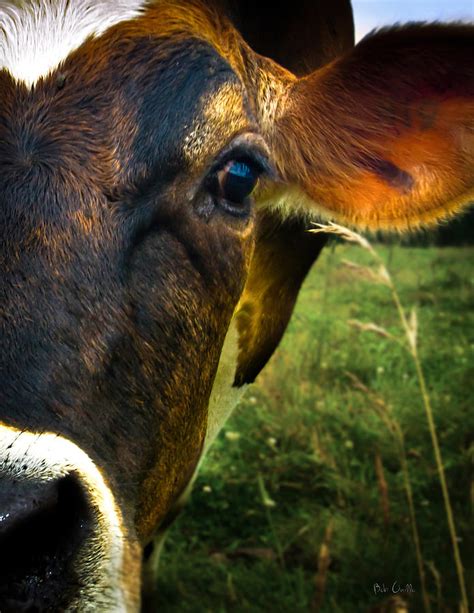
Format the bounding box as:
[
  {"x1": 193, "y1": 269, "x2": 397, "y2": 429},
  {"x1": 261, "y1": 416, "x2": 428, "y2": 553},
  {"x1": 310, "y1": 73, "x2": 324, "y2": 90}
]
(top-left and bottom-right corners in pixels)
[{"x1": 218, "y1": 160, "x2": 260, "y2": 204}]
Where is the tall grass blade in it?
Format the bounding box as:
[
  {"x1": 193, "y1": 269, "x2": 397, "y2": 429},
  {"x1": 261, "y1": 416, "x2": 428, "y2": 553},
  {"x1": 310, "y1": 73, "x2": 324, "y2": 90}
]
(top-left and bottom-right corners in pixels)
[
  {"x1": 311, "y1": 519, "x2": 334, "y2": 612},
  {"x1": 315, "y1": 223, "x2": 469, "y2": 612}
]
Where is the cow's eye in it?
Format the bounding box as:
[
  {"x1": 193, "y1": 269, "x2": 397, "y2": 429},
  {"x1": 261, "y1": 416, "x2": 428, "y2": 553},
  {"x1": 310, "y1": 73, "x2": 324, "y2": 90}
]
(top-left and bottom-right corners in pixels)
[
  {"x1": 209, "y1": 159, "x2": 262, "y2": 215},
  {"x1": 219, "y1": 161, "x2": 259, "y2": 203}
]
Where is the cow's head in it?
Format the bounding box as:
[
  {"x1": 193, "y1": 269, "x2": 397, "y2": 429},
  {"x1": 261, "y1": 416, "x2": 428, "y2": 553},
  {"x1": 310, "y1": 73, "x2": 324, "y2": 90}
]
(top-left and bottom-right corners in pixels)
[{"x1": 0, "y1": 0, "x2": 472, "y2": 610}]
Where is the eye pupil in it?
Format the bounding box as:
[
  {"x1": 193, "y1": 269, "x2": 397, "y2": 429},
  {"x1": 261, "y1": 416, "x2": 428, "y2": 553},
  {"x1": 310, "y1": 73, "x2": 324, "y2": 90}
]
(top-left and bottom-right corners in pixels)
[{"x1": 221, "y1": 160, "x2": 259, "y2": 204}]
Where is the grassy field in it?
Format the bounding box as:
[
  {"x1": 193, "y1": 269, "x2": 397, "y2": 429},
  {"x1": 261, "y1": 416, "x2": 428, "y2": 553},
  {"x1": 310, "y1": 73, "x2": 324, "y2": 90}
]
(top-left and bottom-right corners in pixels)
[{"x1": 156, "y1": 243, "x2": 473, "y2": 613}]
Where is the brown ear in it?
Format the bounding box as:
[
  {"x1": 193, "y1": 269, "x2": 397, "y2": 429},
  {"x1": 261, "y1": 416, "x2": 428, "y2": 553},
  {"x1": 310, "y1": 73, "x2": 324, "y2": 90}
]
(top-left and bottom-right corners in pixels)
[
  {"x1": 234, "y1": 210, "x2": 326, "y2": 385},
  {"x1": 221, "y1": 0, "x2": 354, "y2": 74},
  {"x1": 269, "y1": 24, "x2": 474, "y2": 230}
]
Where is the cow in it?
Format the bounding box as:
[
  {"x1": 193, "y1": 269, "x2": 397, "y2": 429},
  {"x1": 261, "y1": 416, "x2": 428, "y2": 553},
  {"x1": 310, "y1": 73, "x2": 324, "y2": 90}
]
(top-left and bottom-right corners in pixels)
[{"x1": 0, "y1": 0, "x2": 472, "y2": 610}]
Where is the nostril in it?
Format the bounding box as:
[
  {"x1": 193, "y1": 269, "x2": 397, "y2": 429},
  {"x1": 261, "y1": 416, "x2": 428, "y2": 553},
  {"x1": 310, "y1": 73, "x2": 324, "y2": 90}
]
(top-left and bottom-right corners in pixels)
[
  {"x1": 0, "y1": 478, "x2": 60, "y2": 539},
  {"x1": 0, "y1": 473, "x2": 92, "y2": 611}
]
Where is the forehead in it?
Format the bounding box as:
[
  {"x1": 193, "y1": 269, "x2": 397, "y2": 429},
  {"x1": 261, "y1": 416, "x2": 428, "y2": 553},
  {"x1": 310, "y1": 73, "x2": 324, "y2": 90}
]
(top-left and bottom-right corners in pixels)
[{"x1": 0, "y1": 1, "x2": 251, "y2": 172}]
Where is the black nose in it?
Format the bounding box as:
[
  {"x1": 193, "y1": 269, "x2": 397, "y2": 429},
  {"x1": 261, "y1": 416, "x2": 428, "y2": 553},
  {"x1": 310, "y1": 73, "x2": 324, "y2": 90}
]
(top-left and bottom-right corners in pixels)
[{"x1": 0, "y1": 474, "x2": 92, "y2": 612}]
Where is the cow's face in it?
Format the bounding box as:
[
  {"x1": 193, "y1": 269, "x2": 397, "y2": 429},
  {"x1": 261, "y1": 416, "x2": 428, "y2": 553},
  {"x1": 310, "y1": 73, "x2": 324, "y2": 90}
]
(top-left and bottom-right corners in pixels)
[
  {"x1": 0, "y1": 1, "x2": 472, "y2": 611},
  {"x1": 0, "y1": 7, "x2": 270, "y2": 610}
]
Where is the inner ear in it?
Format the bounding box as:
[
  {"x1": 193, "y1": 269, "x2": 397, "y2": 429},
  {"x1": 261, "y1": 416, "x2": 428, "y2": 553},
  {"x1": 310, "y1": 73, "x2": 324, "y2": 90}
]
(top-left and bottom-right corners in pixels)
[{"x1": 216, "y1": 0, "x2": 354, "y2": 74}]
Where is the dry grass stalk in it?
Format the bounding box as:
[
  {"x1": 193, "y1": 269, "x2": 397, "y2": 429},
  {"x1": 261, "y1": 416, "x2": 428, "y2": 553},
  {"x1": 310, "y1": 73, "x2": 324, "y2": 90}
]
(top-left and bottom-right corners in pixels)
[
  {"x1": 408, "y1": 345, "x2": 468, "y2": 613},
  {"x1": 374, "y1": 450, "x2": 390, "y2": 529},
  {"x1": 315, "y1": 222, "x2": 469, "y2": 613},
  {"x1": 344, "y1": 371, "x2": 387, "y2": 412},
  {"x1": 348, "y1": 319, "x2": 397, "y2": 342},
  {"x1": 426, "y1": 561, "x2": 443, "y2": 612},
  {"x1": 398, "y1": 442, "x2": 433, "y2": 613},
  {"x1": 257, "y1": 473, "x2": 285, "y2": 570},
  {"x1": 407, "y1": 308, "x2": 418, "y2": 354},
  {"x1": 312, "y1": 221, "x2": 375, "y2": 255},
  {"x1": 226, "y1": 572, "x2": 237, "y2": 603},
  {"x1": 310, "y1": 429, "x2": 334, "y2": 467},
  {"x1": 341, "y1": 258, "x2": 391, "y2": 286},
  {"x1": 310, "y1": 429, "x2": 345, "y2": 507},
  {"x1": 311, "y1": 519, "x2": 334, "y2": 612},
  {"x1": 470, "y1": 477, "x2": 474, "y2": 517},
  {"x1": 345, "y1": 371, "x2": 431, "y2": 613}
]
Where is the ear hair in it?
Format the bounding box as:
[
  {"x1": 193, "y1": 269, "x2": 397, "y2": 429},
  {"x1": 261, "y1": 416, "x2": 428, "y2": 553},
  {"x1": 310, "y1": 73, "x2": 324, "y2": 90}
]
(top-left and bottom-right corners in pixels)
[{"x1": 255, "y1": 24, "x2": 474, "y2": 231}]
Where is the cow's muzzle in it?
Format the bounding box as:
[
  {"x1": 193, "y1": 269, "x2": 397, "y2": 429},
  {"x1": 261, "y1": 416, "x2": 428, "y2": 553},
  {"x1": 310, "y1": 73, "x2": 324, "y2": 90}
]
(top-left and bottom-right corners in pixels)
[{"x1": 0, "y1": 425, "x2": 139, "y2": 612}]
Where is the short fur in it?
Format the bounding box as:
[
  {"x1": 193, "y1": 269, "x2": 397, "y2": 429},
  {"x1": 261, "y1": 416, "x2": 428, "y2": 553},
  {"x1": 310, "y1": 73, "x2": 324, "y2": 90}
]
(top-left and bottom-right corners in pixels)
[
  {"x1": 269, "y1": 24, "x2": 474, "y2": 230},
  {"x1": 0, "y1": 1, "x2": 472, "y2": 611}
]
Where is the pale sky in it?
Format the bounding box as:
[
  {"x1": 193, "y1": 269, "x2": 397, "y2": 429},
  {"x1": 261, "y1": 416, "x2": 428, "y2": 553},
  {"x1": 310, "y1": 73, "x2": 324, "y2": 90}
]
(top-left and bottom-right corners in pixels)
[{"x1": 353, "y1": 0, "x2": 473, "y2": 41}]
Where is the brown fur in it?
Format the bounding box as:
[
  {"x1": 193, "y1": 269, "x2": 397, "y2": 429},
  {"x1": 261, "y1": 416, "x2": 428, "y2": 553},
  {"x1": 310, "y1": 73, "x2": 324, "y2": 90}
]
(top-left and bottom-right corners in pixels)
[
  {"x1": 268, "y1": 25, "x2": 474, "y2": 230},
  {"x1": 235, "y1": 210, "x2": 327, "y2": 385},
  {"x1": 124, "y1": 7, "x2": 474, "y2": 232},
  {"x1": 1, "y1": 1, "x2": 472, "y2": 608}
]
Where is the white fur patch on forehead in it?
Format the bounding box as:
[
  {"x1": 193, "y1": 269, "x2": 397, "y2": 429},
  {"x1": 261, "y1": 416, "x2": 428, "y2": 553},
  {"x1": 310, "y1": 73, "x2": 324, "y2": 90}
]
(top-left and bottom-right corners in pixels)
[{"x1": 0, "y1": 0, "x2": 147, "y2": 87}]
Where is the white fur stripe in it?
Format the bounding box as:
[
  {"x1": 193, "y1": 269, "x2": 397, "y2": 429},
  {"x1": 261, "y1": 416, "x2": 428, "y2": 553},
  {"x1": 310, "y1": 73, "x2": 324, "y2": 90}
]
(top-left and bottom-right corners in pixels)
[
  {"x1": 0, "y1": 0, "x2": 147, "y2": 87},
  {"x1": 205, "y1": 318, "x2": 248, "y2": 451}
]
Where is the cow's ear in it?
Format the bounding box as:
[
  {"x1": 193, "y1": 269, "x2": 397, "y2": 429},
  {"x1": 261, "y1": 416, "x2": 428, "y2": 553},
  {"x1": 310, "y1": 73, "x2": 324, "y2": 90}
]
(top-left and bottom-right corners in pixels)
[
  {"x1": 267, "y1": 24, "x2": 474, "y2": 230},
  {"x1": 234, "y1": 210, "x2": 327, "y2": 385}
]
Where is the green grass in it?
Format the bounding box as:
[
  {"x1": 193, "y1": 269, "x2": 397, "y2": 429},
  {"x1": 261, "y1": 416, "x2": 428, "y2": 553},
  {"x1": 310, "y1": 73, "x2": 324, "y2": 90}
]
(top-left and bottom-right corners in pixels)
[{"x1": 156, "y1": 244, "x2": 474, "y2": 613}]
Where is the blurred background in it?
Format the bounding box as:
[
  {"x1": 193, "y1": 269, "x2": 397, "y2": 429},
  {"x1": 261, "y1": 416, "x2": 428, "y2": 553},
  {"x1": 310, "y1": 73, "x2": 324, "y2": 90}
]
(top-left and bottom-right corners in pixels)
[{"x1": 157, "y1": 3, "x2": 474, "y2": 612}]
